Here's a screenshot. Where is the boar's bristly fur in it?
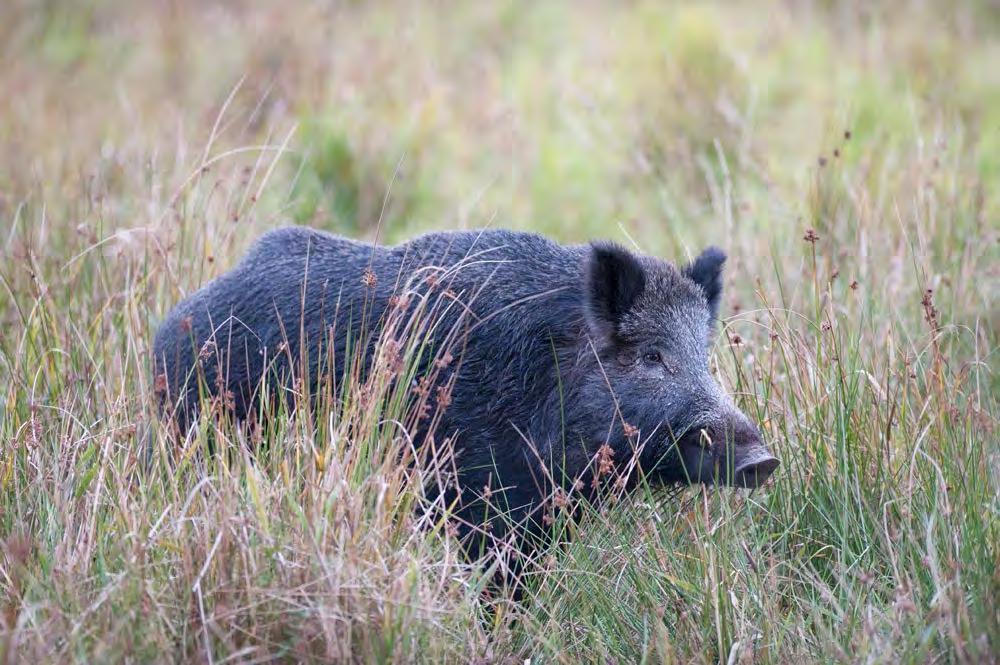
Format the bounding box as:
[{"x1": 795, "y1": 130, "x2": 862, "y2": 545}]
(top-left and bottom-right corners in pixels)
[{"x1": 153, "y1": 227, "x2": 778, "y2": 558}]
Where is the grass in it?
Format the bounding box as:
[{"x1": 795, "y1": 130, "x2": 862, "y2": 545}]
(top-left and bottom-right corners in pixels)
[{"x1": 1, "y1": 0, "x2": 997, "y2": 662}]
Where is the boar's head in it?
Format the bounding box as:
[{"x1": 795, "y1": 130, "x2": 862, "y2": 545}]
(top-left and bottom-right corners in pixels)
[{"x1": 579, "y1": 242, "x2": 779, "y2": 489}]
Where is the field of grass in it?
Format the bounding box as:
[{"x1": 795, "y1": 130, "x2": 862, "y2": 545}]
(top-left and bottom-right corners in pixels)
[{"x1": 1, "y1": 1, "x2": 998, "y2": 662}]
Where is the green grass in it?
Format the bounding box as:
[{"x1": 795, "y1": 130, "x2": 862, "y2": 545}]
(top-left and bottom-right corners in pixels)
[{"x1": 1, "y1": 1, "x2": 997, "y2": 662}]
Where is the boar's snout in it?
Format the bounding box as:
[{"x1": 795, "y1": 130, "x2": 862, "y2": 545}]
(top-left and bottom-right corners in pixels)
[
  {"x1": 676, "y1": 408, "x2": 780, "y2": 488},
  {"x1": 726, "y1": 415, "x2": 779, "y2": 488},
  {"x1": 732, "y1": 451, "x2": 780, "y2": 488}
]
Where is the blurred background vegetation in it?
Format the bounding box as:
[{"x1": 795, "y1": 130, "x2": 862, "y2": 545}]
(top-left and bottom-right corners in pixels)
[
  {"x1": 2, "y1": 1, "x2": 998, "y2": 246},
  {"x1": 0, "y1": 1, "x2": 997, "y2": 662}
]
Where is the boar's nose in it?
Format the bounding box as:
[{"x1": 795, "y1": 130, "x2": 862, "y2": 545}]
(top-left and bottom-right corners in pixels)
[{"x1": 733, "y1": 453, "x2": 780, "y2": 489}]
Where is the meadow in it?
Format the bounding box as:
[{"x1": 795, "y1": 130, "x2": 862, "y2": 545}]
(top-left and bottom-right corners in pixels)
[{"x1": 0, "y1": 1, "x2": 997, "y2": 662}]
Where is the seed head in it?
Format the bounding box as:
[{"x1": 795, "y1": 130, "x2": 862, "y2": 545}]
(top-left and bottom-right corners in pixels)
[
  {"x1": 594, "y1": 443, "x2": 615, "y2": 480},
  {"x1": 388, "y1": 294, "x2": 411, "y2": 310},
  {"x1": 382, "y1": 338, "x2": 404, "y2": 375},
  {"x1": 434, "y1": 352, "x2": 454, "y2": 370},
  {"x1": 198, "y1": 339, "x2": 216, "y2": 361},
  {"x1": 435, "y1": 385, "x2": 452, "y2": 409},
  {"x1": 921, "y1": 288, "x2": 939, "y2": 329}
]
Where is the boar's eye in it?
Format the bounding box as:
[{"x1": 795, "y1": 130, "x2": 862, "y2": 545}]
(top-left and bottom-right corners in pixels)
[{"x1": 642, "y1": 350, "x2": 663, "y2": 365}]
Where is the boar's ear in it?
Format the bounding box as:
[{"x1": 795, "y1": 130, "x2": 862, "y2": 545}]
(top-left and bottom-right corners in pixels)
[
  {"x1": 585, "y1": 242, "x2": 646, "y2": 339},
  {"x1": 683, "y1": 246, "x2": 726, "y2": 320}
]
